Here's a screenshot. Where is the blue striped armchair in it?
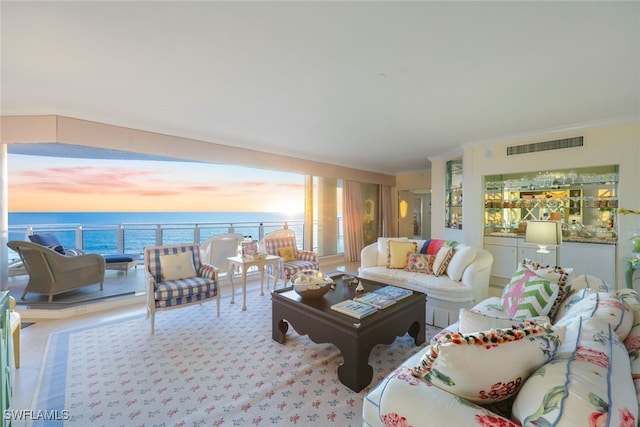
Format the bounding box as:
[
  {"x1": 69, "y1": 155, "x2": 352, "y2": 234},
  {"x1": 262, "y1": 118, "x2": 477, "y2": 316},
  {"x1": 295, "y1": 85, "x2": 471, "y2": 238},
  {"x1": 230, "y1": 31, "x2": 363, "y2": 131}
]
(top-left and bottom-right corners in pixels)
[
  {"x1": 144, "y1": 243, "x2": 219, "y2": 334},
  {"x1": 260, "y1": 229, "x2": 319, "y2": 289}
]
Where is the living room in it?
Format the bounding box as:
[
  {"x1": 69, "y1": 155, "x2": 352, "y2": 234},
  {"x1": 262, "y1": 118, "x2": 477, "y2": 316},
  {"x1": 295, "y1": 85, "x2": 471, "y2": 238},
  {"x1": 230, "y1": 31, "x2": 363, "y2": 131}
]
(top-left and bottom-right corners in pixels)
[{"x1": 1, "y1": 1, "x2": 639, "y2": 426}]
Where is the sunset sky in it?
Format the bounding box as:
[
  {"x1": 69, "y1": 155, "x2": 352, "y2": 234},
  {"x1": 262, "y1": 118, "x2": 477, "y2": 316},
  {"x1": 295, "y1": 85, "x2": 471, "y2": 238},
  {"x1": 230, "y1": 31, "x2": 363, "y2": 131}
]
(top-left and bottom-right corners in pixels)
[{"x1": 8, "y1": 154, "x2": 306, "y2": 213}]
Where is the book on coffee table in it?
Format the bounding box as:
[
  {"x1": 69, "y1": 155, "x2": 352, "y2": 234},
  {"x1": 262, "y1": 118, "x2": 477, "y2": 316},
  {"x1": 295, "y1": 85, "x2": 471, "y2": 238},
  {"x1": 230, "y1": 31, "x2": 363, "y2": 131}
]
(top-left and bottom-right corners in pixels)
[
  {"x1": 372, "y1": 286, "x2": 413, "y2": 301},
  {"x1": 331, "y1": 300, "x2": 378, "y2": 319},
  {"x1": 353, "y1": 292, "x2": 396, "y2": 309}
]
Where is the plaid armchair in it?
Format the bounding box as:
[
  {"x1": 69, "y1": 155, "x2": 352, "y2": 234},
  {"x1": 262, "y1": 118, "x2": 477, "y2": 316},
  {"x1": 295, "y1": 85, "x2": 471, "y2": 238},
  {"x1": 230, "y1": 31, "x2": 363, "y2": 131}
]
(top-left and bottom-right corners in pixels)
[
  {"x1": 260, "y1": 229, "x2": 319, "y2": 289},
  {"x1": 144, "y1": 243, "x2": 219, "y2": 334}
]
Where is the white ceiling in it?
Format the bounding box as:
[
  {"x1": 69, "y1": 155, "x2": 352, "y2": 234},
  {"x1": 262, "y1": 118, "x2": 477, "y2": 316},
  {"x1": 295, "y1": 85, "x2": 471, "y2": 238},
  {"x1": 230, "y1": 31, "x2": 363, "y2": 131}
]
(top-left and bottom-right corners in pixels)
[{"x1": 2, "y1": 1, "x2": 639, "y2": 175}]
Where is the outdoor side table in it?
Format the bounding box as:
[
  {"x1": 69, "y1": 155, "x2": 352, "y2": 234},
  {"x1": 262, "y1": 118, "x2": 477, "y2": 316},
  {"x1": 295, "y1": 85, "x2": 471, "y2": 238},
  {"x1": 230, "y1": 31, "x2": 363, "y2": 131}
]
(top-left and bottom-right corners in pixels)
[{"x1": 227, "y1": 255, "x2": 280, "y2": 310}]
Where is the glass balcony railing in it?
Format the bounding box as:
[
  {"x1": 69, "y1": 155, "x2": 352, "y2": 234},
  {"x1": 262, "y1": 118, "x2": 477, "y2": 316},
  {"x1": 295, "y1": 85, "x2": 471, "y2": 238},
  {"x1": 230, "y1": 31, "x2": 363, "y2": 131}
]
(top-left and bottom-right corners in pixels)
[{"x1": 7, "y1": 219, "x2": 344, "y2": 265}]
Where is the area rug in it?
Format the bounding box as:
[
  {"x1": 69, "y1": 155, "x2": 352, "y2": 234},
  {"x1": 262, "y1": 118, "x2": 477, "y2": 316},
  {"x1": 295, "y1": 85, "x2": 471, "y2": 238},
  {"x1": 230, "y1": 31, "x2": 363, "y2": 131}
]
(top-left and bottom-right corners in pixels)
[{"x1": 31, "y1": 288, "x2": 441, "y2": 426}]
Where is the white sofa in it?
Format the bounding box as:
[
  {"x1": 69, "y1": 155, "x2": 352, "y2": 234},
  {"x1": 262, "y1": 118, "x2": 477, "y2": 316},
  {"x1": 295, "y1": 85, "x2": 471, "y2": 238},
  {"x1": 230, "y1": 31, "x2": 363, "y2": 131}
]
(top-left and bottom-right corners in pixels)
[
  {"x1": 363, "y1": 275, "x2": 640, "y2": 427},
  {"x1": 358, "y1": 238, "x2": 493, "y2": 327}
]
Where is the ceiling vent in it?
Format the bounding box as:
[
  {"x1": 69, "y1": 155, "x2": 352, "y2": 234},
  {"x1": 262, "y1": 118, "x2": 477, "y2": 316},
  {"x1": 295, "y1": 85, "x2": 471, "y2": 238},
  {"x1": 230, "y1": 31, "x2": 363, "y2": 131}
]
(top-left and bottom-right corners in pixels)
[{"x1": 506, "y1": 136, "x2": 584, "y2": 156}]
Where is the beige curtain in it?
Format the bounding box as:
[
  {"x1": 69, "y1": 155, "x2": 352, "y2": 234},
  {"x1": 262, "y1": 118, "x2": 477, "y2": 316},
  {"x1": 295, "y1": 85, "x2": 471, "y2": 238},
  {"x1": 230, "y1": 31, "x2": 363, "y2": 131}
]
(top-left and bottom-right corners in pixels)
[
  {"x1": 343, "y1": 180, "x2": 364, "y2": 262},
  {"x1": 379, "y1": 185, "x2": 395, "y2": 237}
]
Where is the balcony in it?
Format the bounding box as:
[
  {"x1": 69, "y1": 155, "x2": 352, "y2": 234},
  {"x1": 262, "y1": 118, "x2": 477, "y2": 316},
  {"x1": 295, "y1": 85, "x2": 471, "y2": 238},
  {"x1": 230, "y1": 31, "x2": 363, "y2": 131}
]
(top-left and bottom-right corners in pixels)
[{"x1": 5, "y1": 218, "x2": 346, "y2": 317}]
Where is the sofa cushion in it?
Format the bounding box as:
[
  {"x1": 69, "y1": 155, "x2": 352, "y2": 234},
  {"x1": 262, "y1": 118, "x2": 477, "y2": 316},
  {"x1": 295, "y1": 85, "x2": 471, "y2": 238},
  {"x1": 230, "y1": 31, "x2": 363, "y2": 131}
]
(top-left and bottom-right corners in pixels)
[
  {"x1": 412, "y1": 323, "x2": 564, "y2": 404},
  {"x1": 387, "y1": 240, "x2": 417, "y2": 269},
  {"x1": 277, "y1": 246, "x2": 295, "y2": 262},
  {"x1": 512, "y1": 317, "x2": 637, "y2": 427},
  {"x1": 404, "y1": 253, "x2": 435, "y2": 274},
  {"x1": 571, "y1": 274, "x2": 611, "y2": 292},
  {"x1": 376, "y1": 237, "x2": 408, "y2": 266},
  {"x1": 433, "y1": 245, "x2": 454, "y2": 276},
  {"x1": 618, "y1": 288, "x2": 640, "y2": 314},
  {"x1": 624, "y1": 320, "x2": 640, "y2": 416},
  {"x1": 446, "y1": 244, "x2": 477, "y2": 281},
  {"x1": 264, "y1": 236, "x2": 298, "y2": 259},
  {"x1": 359, "y1": 266, "x2": 474, "y2": 302},
  {"x1": 160, "y1": 251, "x2": 196, "y2": 281},
  {"x1": 458, "y1": 308, "x2": 550, "y2": 334},
  {"x1": 518, "y1": 260, "x2": 573, "y2": 320},
  {"x1": 28, "y1": 233, "x2": 65, "y2": 254},
  {"x1": 420, "y1": 239, "x2": 457, "y2": 255},
  {"x1": 554, "y1": 290, "x2": 633, "y2": 340},
  {"x1": 502, "y1": 264, "x2": 559, "y2": 319}
]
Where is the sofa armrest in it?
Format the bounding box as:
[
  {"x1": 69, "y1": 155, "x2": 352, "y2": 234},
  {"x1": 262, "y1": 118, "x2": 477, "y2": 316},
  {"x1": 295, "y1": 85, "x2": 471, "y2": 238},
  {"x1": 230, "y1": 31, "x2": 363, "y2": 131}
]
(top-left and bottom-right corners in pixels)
[
  {"x1": 199, "y1": 263, "x2": 219, "y2": 281},
  {"x1": 460, "y1": 248, "x2": 493, "y2": 304},
  {"x1": 297, "y1": 250, "x2": 317, "y2": 262},
  {"x1": 364, "y1": 351, "x2": 511, "y2": 426},
  {"x1": 360, "y1": 242, "x2": 379, "y2": 268}
]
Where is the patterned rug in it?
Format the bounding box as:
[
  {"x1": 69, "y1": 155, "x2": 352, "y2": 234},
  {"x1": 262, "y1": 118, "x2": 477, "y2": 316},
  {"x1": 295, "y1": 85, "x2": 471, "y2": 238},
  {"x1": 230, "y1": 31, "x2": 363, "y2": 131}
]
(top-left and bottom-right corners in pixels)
[{"x1": 32, "y1": 287, "x2": 441, "y2": 426}]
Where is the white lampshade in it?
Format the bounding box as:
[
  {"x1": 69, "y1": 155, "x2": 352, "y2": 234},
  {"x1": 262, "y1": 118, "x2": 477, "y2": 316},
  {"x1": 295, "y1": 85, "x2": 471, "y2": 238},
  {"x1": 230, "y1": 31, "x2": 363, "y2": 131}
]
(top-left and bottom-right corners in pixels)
[{"x1": 525, "y1": 221, "x2": 562, "y2": 253}]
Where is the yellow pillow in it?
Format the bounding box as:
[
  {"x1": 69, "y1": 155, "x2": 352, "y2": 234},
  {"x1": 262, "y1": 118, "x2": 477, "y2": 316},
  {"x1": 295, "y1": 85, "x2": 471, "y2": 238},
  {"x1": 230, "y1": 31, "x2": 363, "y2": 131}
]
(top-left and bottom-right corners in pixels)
[
  {"x1": 387, "y1": 240, "x2": 417, "y2": 269},
  {"x1": 278, "y1": 246, "x2": 295, "y2": 262}
]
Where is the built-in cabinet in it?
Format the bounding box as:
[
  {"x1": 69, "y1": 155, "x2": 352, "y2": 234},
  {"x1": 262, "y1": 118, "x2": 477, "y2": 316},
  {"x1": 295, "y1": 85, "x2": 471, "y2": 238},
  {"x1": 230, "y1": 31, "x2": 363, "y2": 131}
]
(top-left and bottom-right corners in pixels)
[
  {"x1": 0, "y1": 291, "x2": 11, "y2": 427},
  {"x1": 485, "y1": 235, "x2": 617, "y2": 287},
  {"x1": 445, "y1": 159, "x2": 463, "y2": 230},
  {"x1": 484, "y1": 165, "x2": 619, "y2": 236},
  {"x1": 558, "y1": 242, "x2": 617, "y2": 286},
  {"x1": 485, "y1": 236, "x2": 559, "y2": 285},
  {"x1": 483, "y1": 165, "x2": 620, "y2": 288}
]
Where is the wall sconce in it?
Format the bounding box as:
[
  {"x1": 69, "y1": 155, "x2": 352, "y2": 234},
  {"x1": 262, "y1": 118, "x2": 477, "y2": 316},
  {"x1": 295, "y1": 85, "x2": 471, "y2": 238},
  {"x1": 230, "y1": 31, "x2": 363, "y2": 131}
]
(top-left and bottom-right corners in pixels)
[
  {"x1": 364, "y1": 199, "x2": 375, "y2": 223},
  {"x1": 399, "y1": 200, "x2": 408, "y2": 219},
  {"x1": 525, "y1": 220, "x2": 562, "y2": 253}
]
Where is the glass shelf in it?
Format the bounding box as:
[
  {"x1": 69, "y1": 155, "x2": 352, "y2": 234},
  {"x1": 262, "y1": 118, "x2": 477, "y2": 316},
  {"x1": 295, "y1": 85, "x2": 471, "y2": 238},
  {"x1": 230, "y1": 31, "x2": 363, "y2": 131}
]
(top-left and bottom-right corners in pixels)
[
  {"x1": 484, "y1": 165, "x2": 619, "y2": 238},
  {"x1": 445, "y1": 159, "x2": 463, "y2": 230}
]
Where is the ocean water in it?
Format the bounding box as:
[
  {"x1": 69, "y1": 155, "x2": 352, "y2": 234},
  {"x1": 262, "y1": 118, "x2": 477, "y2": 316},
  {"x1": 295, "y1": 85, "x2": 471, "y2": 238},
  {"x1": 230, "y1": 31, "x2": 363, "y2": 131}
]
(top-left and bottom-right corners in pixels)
[{"x1": 8, "y1": 212, "x2": 305, "y2": 258}]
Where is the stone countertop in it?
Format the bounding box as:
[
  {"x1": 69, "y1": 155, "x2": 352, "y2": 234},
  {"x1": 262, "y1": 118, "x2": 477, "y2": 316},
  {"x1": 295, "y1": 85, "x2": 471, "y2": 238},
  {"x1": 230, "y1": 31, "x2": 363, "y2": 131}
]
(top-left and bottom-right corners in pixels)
[{"x1": 485, "y1": 231, "x2": 618, "y2": 245}]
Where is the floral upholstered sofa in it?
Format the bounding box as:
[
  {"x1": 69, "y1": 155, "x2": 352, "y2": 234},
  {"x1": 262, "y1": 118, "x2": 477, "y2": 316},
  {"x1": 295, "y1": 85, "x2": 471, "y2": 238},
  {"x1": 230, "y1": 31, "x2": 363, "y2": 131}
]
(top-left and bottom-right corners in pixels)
[
  {"x1": 359, "y1": 237, "x2": 493, "y2": 327},
  {"x1": 363, "y1": 263, "x2": 640, "y2": 427}
]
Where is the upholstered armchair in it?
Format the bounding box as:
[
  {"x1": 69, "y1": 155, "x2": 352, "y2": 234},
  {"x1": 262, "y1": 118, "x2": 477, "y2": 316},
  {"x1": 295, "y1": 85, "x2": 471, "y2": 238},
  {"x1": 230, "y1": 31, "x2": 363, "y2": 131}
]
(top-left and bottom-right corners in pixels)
[
  {"x1": 7, "y1": 240, "x2": 106, "y2": 302},
  {"x1": 200, "y1": 233, "x2": 243, "y2": 284},
  {"x1": 144, "y1": 243, "x2": 220, "y2": 334},
  {"x1": 260, "y1": 229, "x2": 319, "y2": 289}
]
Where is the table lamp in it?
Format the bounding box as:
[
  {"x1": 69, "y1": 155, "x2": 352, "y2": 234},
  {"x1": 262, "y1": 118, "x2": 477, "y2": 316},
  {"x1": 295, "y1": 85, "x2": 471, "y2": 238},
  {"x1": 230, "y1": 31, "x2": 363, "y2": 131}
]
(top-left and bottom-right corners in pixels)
[{"x1": 525, "y1": 221, "x2": 562, "y2": 263}]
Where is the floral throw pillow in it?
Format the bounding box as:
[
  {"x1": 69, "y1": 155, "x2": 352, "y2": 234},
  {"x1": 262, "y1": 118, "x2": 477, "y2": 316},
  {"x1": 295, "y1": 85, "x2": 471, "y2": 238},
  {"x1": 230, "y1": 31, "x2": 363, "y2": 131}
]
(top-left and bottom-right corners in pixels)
[
  {"x1": 404, "y1": 253, "x2": 435, "y2": 274},
  {"x1": 412, "y1": 323, "x2": 564, "y2": 404},
  {"x1": 502, "y1": 263, "x2": 559, "y2": 319},
  {"x1": 458, "y1": 308, "x2": 550, "y2": 334}
]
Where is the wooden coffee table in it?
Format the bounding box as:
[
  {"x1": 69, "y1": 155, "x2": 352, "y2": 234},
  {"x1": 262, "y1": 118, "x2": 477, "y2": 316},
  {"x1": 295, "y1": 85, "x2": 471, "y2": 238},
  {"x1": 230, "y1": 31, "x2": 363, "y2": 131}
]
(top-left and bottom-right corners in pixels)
[{"x1": 271, "y1": 274, "x2": 426, "y2": 392}]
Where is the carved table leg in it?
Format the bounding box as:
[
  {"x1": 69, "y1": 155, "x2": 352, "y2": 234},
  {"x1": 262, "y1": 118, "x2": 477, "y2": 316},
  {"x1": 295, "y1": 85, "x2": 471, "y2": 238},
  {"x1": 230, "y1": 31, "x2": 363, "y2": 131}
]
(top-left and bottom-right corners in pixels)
[{"x1": 272, "y1": 318, "x2": 289, "y2": 344}]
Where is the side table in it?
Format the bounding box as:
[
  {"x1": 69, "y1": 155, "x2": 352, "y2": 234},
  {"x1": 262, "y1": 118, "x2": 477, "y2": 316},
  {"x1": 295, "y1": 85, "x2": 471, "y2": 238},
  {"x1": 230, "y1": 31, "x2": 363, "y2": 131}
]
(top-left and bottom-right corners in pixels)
[
  {"x1": 227, "y1": 255, "x2": 280, "y2": 310},
  {"x1": 625, "y1": 258, "x2": 640, "y2": 289}
]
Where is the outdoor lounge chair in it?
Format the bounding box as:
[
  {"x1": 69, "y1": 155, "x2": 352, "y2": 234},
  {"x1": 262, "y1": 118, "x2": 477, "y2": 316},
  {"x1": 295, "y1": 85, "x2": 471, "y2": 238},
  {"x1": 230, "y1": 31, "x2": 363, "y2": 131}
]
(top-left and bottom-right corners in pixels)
[
  {"x1": 7, "y1": 240, "x2": 106, "y2": 302},
  {"x1": 28, "y1": 233, "x2": 138, "y2": 274}
]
